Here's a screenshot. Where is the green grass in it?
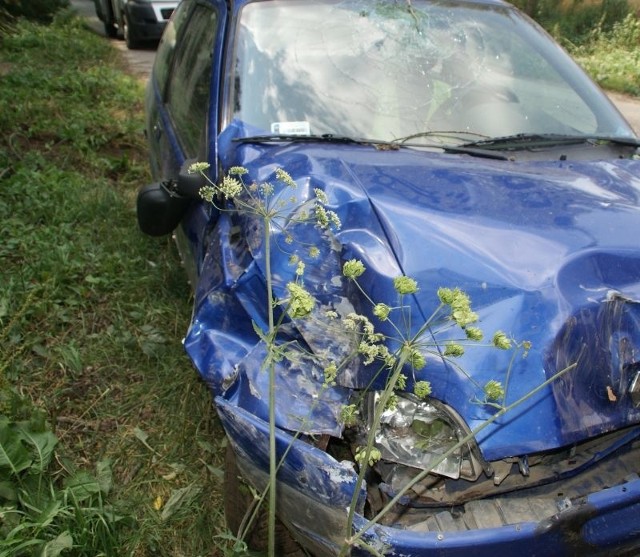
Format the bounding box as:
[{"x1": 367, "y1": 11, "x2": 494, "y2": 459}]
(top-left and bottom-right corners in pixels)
[{"x1": 0, "y1": 13, "x2": 229, "y2": 557}]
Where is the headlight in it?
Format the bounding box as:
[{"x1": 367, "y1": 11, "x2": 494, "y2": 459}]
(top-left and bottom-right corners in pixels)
[{"x1": 362, "y1": 392, "x2": 487, "y2": 482}]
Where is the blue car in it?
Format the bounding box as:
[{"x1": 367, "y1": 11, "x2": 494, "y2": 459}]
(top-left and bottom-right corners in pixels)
[{"x1": 137, "y1": 0, "x2": 640, "y2": 555}]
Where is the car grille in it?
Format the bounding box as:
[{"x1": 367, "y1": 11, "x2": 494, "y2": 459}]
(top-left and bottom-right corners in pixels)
[{"x1": 381, "y1": 434, "x2": 640, "y2": 532}]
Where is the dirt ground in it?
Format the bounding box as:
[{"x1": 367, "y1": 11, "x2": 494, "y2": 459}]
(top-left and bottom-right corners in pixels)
[{"x1": 607, "y1": 92, "x2": 640, "y2": 134}]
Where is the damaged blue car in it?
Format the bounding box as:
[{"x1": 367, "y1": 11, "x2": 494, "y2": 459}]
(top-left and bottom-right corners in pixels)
[{"x1": 136, "y1": 0, "x2": 640, "y2": 555}]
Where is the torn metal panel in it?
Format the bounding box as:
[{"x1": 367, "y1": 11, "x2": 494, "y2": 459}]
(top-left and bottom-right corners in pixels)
[
  {"x1": 228, "y1": 342, "x2": 351, "y2": 437},
  {"x1": 216, "y1": 396, "x2": 365, "y2": 555},
  {"x1": 199, "y1": 118, "x2": 640, "y2": 459},
  {"x1": 546, "y1": 289, "x2": 640, "y2": 438}
]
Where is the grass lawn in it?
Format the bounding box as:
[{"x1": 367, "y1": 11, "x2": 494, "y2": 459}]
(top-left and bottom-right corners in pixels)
[{"x1": 0, "y1": 13, "x2": 231, "y2": 557}]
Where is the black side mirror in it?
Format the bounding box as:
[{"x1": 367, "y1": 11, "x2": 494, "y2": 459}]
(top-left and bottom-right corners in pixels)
[
  {"x1": 136, "y1": 181, "x2": 191, "y2": 236},
  {"x1": 136, "y1": 160, "x2": 209, "y2": 236},
  {"x1": 175, "y1": 159, "x2": 208, "y2": 197}
]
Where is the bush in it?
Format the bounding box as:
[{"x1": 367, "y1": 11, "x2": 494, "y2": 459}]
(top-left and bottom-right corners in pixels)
[
  {"x1": 0, "y1": 0, "x2": 70, "y2": 23},
  {"x1": 511, "y1": 0, "x2": 631, "y2": 45},
  {"x1": 509, "y1": 0, "x2": 640, "y2": 95},
  {"x1": 570, "y1": 13, "x2": 640, "y2": 95}
]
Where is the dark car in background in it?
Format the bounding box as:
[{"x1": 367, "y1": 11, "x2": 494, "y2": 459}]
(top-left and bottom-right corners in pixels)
[
  {"x1": 137, "y1": 0, "x2": 640, "y2": 555},
  {"x1": 93, "y1": 0, "x2": 178, "y2": 48}
]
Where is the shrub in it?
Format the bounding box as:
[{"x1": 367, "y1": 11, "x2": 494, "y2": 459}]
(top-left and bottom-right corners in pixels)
[
  {"x1": 511, "y1": 0, "x2": 631, "y2": 45},
  {"x1": 0, "y1": 0, "x2": 70, "y2": 23},
  {"x1": 571, "y1": 13, "x2": 640, "y2": 95}
]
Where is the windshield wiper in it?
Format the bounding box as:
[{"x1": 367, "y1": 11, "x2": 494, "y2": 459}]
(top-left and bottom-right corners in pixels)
[
  {"x1": 461, "y1": 133, "x2": 640, "y2": 150},
  {"x1": 438, "y1": 144, "x2": 510, "y2": 160},
  {"x1": 388, "y1": 130, "x2": 509, "y2": 160},
  {"x1": 234, "y1": 134, "x2": 371, "y2": 145},
  {"x1": 393, "y1": 130, "x2": 490, "y2": 145},
  {"x1": 233, "y1": 132, "x2": 639, "y2": 160},
  {"x1": 235, "y1": 132, "x2": 510, "y2": 159}
]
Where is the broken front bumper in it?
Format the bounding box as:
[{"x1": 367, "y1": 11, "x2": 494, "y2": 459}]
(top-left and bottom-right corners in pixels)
[{"x1": 217, "y1": 397, "x2": 640, "y2": 557}]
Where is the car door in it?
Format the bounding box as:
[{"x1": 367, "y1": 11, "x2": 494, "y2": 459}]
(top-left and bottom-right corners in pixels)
[{"x1": 147, "y1": 0, "x2": 225, "y2": 282}]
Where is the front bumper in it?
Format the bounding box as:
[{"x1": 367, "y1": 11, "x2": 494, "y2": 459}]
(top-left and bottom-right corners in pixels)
[{"x1": 217, "y1": 397, "x2": 640, "y2": 557}]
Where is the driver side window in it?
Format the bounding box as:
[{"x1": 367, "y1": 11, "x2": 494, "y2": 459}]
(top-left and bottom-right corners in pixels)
[
  {"x1": 166, "y1": 5, "x2": 219, "y2": 157},
  {"x1": 153, "y1": 0, "x2": 192, "y2": 93}
]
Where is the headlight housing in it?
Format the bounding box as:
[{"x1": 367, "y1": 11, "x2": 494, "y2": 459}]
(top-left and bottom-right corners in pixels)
[{"x1": 361, "y1": 392, "x2": 488, "y2": 482}]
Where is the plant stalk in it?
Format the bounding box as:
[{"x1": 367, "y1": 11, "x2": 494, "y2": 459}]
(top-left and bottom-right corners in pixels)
[
  {"x1": 265, "y1": 215, "x2": 277, "y2": 557},
  {"x1": 340, "y1": 348, "x2": 411, "y2": 556}
]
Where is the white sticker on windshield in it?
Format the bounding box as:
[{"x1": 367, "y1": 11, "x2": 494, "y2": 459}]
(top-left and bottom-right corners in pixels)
[{"x1": 271, "y1": 121, "x2": 311, "y2": 135}]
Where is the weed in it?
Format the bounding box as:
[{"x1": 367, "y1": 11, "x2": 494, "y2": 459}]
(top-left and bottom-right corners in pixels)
[
  {"x1": 0, "y1": 409, "x2": 122, "y2": 556},
  {"x1": 1, "y1": 0, "x2": 70, "y2": 24},
  {"x1": 511, "y1": 0, "x2": 631, "y2": 43}
]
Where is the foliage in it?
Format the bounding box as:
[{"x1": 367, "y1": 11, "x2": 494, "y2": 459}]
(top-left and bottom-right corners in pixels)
[
  {"x1": 511, "y1": 0, "x2": 631, "y2": 44},
  {"x1": 0, "y1": 409, "x2": 121, "y2": 556},
  {"x1": 509, "y1": 0, "x2": 640, "y2": 95},
  {"x1": 0, "y1": 0, "x2": 69, "y2": 24},
  {"x1": 570, "y1": 13, "x2": 640, "y2": 95},
  {"x1": 0, "y1": 15, "x2": 227, "y2": 557}
]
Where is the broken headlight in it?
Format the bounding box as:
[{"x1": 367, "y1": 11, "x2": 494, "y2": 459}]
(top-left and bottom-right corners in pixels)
[{"x1": 362, "y1": 392, "x2": 487, "y2": 482}]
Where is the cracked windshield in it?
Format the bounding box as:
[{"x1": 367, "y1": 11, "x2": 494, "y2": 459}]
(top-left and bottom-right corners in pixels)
[{"x1": 233, "y1": 0, "x2": 630, "y2": 144}]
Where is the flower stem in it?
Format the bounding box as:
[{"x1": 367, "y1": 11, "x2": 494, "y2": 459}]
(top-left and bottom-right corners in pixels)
[
  {"x1": 265, "y1": 215, "x2": 277, "y2": 557},
  {"x1": 340, "y1": 348, "x2": 411, "y2": 556}
]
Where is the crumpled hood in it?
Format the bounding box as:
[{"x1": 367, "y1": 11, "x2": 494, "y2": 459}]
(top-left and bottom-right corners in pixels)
[
  {"x1": 191, "y1": 122, "x2": 640, "y2": 461},
  {"x1": 337, "y1": 148, "x2": 640, "y2": 459}
]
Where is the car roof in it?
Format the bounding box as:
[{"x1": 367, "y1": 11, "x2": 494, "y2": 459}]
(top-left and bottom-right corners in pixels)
[{"x1": 224, "y1": 0, "x2": 512, "y2": 11}]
